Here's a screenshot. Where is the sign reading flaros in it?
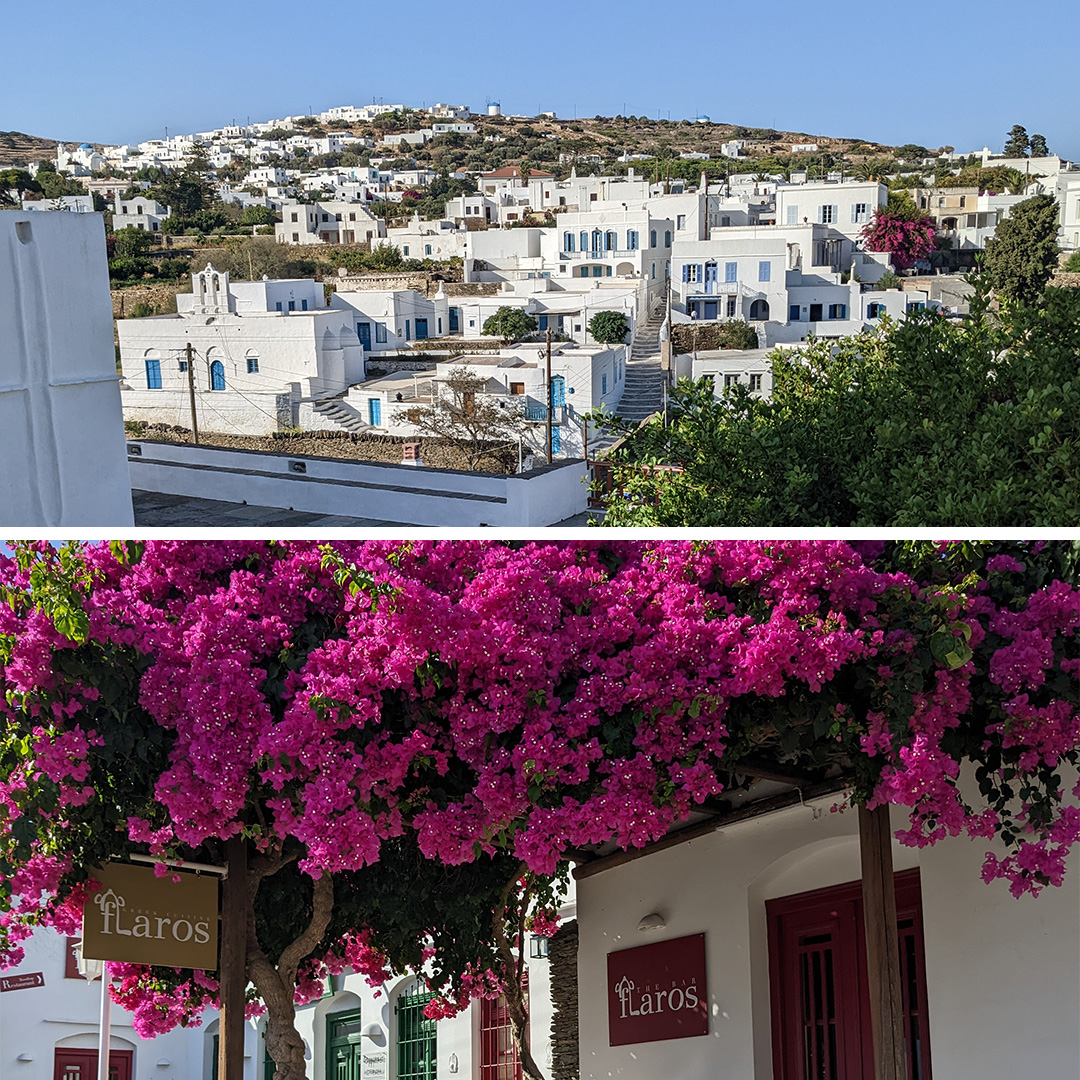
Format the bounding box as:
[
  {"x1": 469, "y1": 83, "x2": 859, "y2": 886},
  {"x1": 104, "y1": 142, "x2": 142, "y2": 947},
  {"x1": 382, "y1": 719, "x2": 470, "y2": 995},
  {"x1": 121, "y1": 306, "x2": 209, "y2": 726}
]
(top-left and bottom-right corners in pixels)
[
  {"x1": 81, "y1": 862, "x2": 218, "y2": 970},
  {"x1": 607, "y1": 932, "x2": 708, "y2": 1046}
]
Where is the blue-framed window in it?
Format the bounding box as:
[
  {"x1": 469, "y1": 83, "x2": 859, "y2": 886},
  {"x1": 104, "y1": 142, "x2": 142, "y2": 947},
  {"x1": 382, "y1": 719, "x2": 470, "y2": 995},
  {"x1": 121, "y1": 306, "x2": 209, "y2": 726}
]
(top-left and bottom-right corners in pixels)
[
  {"x1": 144, "y1": 358, "x2": 161, "y2": 389},
  {"x1": 626, "y1": 230, "x2": 639, "y2": 250},
  {"x1": 580, "y1": 231, "x2": 588, "y2": 252},
  {"x1": 602, "y1": 373, "x2": 608, "y2": 395},
  {"x1": 829, "y1": 304, "x2": 847, "y2": 319},
  {"x1": 246, "y1": 356, "x2": 259, "y2": 373},
  {"x1": 650, "y1": 229, "x2": 657, "y2": 247},
  {"x1": 564, "y1": 232, "x2": 575, "y2": 252},
  {"x1": 759, "y1": 261, "x2": 771, "y2": 282},
  {"x1": 288, "y1": 300, "x2": 296, "y2": 311},
  {"x1": 664, "y1": 230, "x2": 671, "y2": 247},
  {"x1": 301, "y1": 299, "x2": 308, "y2": 311},
  {"x1": 210, "y1": 360, "x2": 225, "y2": 390},
  {"x1": 725, "y1": 262, "x2": 737, "y2": 283},
  {"x1": 275, "y1": 301, "x2": 283, "y2": 311},
  {"x1": 789, "y1": 305, "x2": 800, "y2": 321}
]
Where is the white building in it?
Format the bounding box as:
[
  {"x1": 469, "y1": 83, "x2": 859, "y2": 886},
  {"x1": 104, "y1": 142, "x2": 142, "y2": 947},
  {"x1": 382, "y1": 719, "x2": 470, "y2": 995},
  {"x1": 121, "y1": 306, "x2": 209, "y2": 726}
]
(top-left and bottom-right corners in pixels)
[
  {"x1": 573, "y1": 777, "x2": 1078, "y2": 1080},
  {"x1": 350, "y1": 342, "x2": 627, "y2": 457},
  {"x1": 276, "y1": 200, "x2": 386, "y2": 246},
  {"x1": 112, "y1": 195, "x2": 171, "y2": 234},
  {"x1": 1, "y1": 902, "x2": 566, "y2": 1080},
  {"x1": 0, "y1": 210, "x2": 134, "y2": 525},
  {"x1": 385, "y1": 216, "x2": 468, "y2": 261},
  {"x1": 20, "y1": 194, "x2": 95, "y2": 213},
  {"x1": 118, "y1": 266, "x2": 366, "y2": 435},
  {"x1": 773, "y1": 180, "x2": 888, "y2": 243}
]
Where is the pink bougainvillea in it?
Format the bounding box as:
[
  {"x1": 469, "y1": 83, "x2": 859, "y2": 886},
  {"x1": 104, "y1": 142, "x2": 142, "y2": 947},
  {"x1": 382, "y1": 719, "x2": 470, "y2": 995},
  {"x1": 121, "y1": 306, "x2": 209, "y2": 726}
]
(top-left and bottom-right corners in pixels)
[
  {"x1": 861, "y1": 209, "x2": 937, "y2": 271},
  {"x1": 0, "y1": 540, "x2": 1075, "y2": 1044}
]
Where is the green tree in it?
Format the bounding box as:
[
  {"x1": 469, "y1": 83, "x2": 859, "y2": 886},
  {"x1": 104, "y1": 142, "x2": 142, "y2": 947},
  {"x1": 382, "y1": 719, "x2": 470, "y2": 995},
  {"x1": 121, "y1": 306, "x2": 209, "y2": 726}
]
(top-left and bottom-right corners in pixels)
[
  {"x1": 596, "y1": 275, "x2": 1080, "y2": 527},
  {"x1": 983, "y1": 193, "x2": 1061, "y2": 305},
  {"x1": 1003, "y1": 124, "x2": 1030, "y2": 157},
  {"x1": 112, "y1": 226, "x2": 157, "y2": 259},
  {"x1": 239, "y1": 205, "x2": 279, "y2": 227},
  {"x1": 587, "y1": 310, "x2": 629, "y2": 344},
  {"x1": 482, "y1": 307, "x2": 538, "y2": 344},
  {"x1": 0, "y1": 168, "x2": 41, "y2": 204},
  {"x1": 1029, "y1": 133, "x2": 1050, "y2": 157},
  {"x1": 1064, "y1": 251, "x2": 1080, "y2": 273}
]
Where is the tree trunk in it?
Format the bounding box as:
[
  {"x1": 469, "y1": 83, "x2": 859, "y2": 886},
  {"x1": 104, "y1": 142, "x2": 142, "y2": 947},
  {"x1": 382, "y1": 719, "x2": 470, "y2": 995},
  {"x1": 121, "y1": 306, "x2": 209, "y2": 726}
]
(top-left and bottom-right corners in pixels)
[
  {"x1": 245, "y1": 856, "x2": 335, "y2": 1080},
  {"x1": 493, "y1": 867, "x2": 546, "y2": 1080}
]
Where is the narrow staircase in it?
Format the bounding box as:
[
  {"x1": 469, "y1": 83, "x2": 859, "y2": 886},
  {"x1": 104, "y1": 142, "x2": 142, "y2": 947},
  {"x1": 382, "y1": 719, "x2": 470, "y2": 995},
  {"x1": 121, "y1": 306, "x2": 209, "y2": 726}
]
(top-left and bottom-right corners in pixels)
[{"x1": 312, "y1": 394, "x2": 368, "y2": 433}]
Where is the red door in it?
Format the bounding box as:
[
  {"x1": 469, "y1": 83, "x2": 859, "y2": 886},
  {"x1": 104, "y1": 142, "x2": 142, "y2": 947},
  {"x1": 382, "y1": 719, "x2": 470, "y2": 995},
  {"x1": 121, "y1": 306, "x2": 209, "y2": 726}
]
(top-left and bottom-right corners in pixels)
[
  {"x1": 54, "y1": 1049, "x2": 133, "y2": 1080},
  {"x1": 767, "y1": 869, "x2": 932, "y2": 1080}
]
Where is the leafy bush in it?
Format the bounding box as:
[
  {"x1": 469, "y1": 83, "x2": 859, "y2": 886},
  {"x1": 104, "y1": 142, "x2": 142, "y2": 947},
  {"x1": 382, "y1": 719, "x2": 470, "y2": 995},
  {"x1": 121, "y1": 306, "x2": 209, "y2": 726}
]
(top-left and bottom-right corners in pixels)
[
  {"x1": 482, "y1": 307, "x2": 538, "y2": 344},
  {"x1": 587, "y1": 311, "x2": 629, "y2": 344}
]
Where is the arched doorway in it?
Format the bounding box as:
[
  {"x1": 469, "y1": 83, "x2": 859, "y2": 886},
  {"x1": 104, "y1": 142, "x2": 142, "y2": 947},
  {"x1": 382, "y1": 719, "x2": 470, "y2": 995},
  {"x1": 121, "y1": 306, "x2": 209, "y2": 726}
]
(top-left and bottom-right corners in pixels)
[
  {"x1": 749, "y1": 299, "x2": 770, "y2": 321},
  {"x1": 210, "y1": 360, "x2": 225, "y2": 391}
]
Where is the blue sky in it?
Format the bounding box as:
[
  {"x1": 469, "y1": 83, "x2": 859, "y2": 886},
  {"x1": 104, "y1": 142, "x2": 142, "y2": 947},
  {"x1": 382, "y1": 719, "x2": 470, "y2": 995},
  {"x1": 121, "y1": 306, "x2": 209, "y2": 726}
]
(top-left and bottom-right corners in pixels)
[{"x1": 5, "y1": 0, "x2": 1079, "y2": 161}]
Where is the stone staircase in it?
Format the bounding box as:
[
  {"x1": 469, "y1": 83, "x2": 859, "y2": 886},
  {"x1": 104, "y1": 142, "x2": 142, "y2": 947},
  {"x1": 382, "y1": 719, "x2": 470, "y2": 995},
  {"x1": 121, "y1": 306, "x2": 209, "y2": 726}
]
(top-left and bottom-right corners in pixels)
[
  {"x1": 589, "y1": 308, "x2": 667, "y2": 451},
  {"x1": 312, "y1": 393, "x2": 368, "y2": 433}
]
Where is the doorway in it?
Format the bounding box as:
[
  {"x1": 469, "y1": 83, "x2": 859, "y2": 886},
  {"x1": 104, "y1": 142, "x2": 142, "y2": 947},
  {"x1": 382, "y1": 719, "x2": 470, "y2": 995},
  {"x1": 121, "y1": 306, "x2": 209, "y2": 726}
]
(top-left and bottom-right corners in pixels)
[{"x1": 54, "y1": 1050, "x2": 133, "y2": 1080}]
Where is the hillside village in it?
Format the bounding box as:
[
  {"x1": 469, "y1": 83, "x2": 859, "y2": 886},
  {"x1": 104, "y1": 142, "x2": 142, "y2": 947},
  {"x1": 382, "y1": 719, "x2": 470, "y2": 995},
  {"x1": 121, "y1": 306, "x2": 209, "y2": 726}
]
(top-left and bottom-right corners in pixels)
[{"x1": 2, "y1": 101, "x2": 1079, "y2": 525}]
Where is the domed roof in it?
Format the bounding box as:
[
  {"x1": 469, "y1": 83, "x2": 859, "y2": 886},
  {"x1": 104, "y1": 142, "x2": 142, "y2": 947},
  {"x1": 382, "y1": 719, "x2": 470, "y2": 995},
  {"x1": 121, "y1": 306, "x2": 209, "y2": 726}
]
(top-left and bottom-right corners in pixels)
[{"x1": 79, "y1": 143, "x2": 93, "y2": 149}]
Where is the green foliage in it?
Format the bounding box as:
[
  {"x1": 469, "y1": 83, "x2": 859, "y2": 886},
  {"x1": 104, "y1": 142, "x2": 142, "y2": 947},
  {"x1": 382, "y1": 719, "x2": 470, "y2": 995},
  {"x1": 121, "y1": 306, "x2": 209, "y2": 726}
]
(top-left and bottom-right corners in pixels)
[
  {"x1": 983, "y1": 194, "x2": 1061, "y2": 306},
  {"x1": 717, "y1": 320, "x2": 760, "y2": 349},
  {"x1": 482, "y1": 307, "x2": 538, "y2": 344},
  {"x1": 1003, "y1": 124, "x2": 1030, "y2": 157},
  {"x1": 1029, "y1": 133, "x2": 1050, "y2": 157},
  {"x1": 0, "y1": 168, "x2": 40, "y2": 205},
  {"x1": 1063, "y1": 251, "x2": 1080, "y2": 273},
  {"x1": 239, "y1": 205, "x2": 279, "y2": 227},
  {"x1": 599, "y1": 276, "x2": 1080, "y2": 526},
  {"x1": 587, "y1": 310, "x2": 629, "y2": 344},
  {"x1": 876, "y1": 271, "x2": 903, "y2": 290},
  {"x1": 938, "y1": 165, "x2": 1034, "y2": 195},
  {"x1": 112, "y1": 226, "x2": 156, "y2": 259},
  {"x1": 157, "y1": 257, "x2": 192, "y2": 280}
]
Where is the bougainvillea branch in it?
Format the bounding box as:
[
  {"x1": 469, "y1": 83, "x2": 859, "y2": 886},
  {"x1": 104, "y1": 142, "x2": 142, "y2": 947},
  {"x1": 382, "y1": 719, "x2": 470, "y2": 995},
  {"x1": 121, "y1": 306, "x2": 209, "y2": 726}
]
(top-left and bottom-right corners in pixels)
[
  {"x1": 861, "y1": 209, "x2": 937, "y2": 270},
  {"x1": 0, "y1": 540, "x2": 1076, "y2": 1078}
]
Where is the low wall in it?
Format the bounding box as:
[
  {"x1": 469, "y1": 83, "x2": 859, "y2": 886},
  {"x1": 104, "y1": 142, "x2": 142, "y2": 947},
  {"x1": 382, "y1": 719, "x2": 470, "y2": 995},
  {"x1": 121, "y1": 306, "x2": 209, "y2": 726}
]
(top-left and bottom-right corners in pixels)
[
  {"x1": 123, "y1": 389, "x2": 294, "y2": 435},
  {"x1": 126, "y1": 441, "x2": 587, "y2": 526}
]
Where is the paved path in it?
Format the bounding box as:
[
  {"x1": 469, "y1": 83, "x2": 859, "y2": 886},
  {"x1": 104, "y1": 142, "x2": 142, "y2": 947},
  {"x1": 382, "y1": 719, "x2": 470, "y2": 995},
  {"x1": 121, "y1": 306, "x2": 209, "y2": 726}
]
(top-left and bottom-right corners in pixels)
[{"x1": 132, "y1": 491, "x2": 593, "y2": 528}]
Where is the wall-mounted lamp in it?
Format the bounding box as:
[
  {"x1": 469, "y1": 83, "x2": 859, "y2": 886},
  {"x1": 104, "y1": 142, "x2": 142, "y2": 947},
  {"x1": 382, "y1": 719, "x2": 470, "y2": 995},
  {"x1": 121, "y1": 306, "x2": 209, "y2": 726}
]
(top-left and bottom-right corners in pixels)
[
  {"x1": 156, "y1": 1059, "x2": 171, "y2": 1067},
  {"x1": 637, "y1": 913, "x2": 666, "y2": 932},
  {"x1": 17, "y1": 1054, "x2": 33, "y2": 1063},
  {"x1": 361, "y1": 1023, "x2": 386, "y2": 1047}
]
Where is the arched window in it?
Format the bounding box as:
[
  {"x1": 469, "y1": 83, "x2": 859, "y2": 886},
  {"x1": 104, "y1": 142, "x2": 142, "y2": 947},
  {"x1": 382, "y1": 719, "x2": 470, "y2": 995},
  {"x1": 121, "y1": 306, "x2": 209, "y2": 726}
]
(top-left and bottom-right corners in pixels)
[
  {"x1": 396, "y1": 979, "x2": 436, "y2": 1080},
  {"x1": 327, "y1": 1010, "x2": 363, "y2": 1080},
  {"x1": 591, "y1": 229, "x2": 603, "y2": 254},
  {"x1": 246, "y1": 351, "x2": 260, "y2": 374},
  {"x1": 210, "y1": 360, "x2": 225, "y2": 390},
  {"x1": 749, "y1": 299, "x2": 770, "y2": 321},
  {"x1": 605, "y1": 230, "x2": 617, "y2": 251}
]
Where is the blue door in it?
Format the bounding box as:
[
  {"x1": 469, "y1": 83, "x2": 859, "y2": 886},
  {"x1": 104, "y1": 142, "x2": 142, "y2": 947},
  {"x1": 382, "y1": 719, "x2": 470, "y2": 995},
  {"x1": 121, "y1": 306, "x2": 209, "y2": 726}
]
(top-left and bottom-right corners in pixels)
[
  {"x1": 357, "y1": 322, "x2": 372, "y2": 349},
  {"x1": 538, "y1": 315, "x2": 548, "y2": 332},
  {"x1": 551, "y1": 426, "x2": 561, "y2": 454},
  {"x1": 449, "y1": 307, "x2": 459, "y2": 332},
  {"x1": 704, "y1": 301, "x2": 718, "y2": 320},
  {"x1": 368, "y1": 398, "x2": 382, "y2": 426},
  {"x1": 210, "y1": 360, "x2": 225, "y2": 390},
  {"x1": 415, "y1": 318, "x2": 428, "y2": 340},
  {"x1": 550, "y1": 375, "x2": 566, "y2": 409}
]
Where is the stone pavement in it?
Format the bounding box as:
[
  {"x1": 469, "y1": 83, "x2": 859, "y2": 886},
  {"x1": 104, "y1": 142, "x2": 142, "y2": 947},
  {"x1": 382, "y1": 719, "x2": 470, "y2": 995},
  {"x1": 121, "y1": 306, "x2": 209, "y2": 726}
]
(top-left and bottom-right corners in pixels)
[{"x1": 131, "y1": 490, "x2": 593, "y2": 528}]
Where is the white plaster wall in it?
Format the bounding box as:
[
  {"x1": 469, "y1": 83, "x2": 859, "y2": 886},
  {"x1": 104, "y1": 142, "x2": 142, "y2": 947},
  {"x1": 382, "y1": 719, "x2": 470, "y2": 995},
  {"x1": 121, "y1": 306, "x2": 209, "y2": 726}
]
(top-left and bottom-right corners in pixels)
[
  {"x1": 0, "y1": 211, "x2": 134, "y2": 525},
  {"x1": 576, "y1": 793, "x2": 1078, "y2": 1080}
]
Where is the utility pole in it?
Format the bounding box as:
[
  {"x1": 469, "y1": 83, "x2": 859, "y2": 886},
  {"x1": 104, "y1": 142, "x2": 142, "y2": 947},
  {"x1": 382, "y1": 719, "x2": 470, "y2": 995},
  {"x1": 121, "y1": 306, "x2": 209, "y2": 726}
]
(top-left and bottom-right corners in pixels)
[
  {"x1": 218, "y1": 837, "x2": 247, "y2": 1080},
  {"x1": 545, "y1": 327, "x2": 553, "y2": 464},
  {"x1": 185, "y1": 343, "x2": 200, "y2": 445}
]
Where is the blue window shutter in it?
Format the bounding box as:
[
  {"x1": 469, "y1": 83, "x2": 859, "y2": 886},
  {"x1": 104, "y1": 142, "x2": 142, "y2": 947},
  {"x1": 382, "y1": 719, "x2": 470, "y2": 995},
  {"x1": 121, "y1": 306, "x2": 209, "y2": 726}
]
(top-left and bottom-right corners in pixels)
[
  {"x1": 581, "y1": 231, "x2": 588, "y2": 251},
  {"x1": 551, "y1": 426, "x2": 561, "y2": 454},
  {"x1": 696, "y1": 264, "x2": 704, "y2": 284},
  {"x1": 682, "y1": 264, "x2": 689, "y2": 282},
  {"x1": 368, "y1": 398, "x2": 381, "y2": 425},
  {"x1": 726, "y1": 262, "x2": 737, "y2": 282}
]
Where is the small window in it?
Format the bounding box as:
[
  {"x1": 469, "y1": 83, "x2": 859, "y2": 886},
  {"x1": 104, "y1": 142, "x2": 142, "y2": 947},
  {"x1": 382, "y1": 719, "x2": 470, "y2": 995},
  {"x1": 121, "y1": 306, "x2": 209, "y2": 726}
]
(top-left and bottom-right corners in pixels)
[
  {"x1": 335, "y1": 213, "x2": 342, "y2": 221},
  {"x1": 276, "y1": 301, "x2": 283, "y2": 311},
  {"x1": 787, "y1": 205, "x2": 799, "y2": 224},
  {"x1": 650, "y1": 229, "x2": 657, "y2": 247},
  {"x1": 664, "y1": 230, "x2": 671, "y2": 246},
  {"x1": 749, "y1": 373, "x2": 763, "y2": 392},
  {"x1": 726, "y1": 296, "x2": 737, "y2": 317},
  {"x1": 349, "y1": 212, "x2": 356, "y2": 220},
  {"x1": 509, "y1": 382, "x2": 525, "y2": 395},
  {"x1": 829, "y1": 303, "x2": 847, "y2": 319},
  {"x1": 724, "y1": 373, "x2": 738, "y2": 388},
  {"x1": 376, "y1": 322, "x2": 387, "y2": 343},
  {"x1": 819, "y1": 204, "x2": 836, "y2": 224},
  {"x1": 677, "y1": 214, "x2": 686, "y2": 229},
  {"x1": 291, "y1": 233, "x2": 299, "y2": 242},
  {"x1": 425, "y1": 244, "x2": 432, "y2": 255},
  {"x1": 301, "y1": 299, "x2": 308, "y2": 311},
  {"x1": 246, "y1": 356, "x2": 260, "y2": 373},
  {"x1": 789, "y1": 304, "x2": 800, "y2": 321},
  {"x1": 403, "y1": 246, "x2": 410, "y2": 256},
  {"x1": 851, "y1": 202, "x2": 869, "y2": 223},
  {"x1": 602, "y1": 373, "x2": 608, "y2": 394},
  {"x1": 759, "y1": 261, "x2": 771, "y2": 282},
  {"x1": 179, "y1": 361, "x2": 188, "y2": 372},
  {"x1": 288, "y1": 300, "x2": 296, "y2": 311},
  {"x1": 725, "y1": 262, "x2": 737, "y2": 283}
]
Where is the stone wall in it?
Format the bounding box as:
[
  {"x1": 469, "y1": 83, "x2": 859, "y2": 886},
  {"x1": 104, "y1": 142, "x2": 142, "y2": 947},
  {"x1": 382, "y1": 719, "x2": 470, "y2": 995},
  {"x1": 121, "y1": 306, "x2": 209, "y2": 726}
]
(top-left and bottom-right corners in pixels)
[
  {"x1": 548, "y1": 919, "x2": 579, "y2": 1080},
  {"x1": 111, "y1": 284, "x2": 180, "y2": 319},
  {"x1": 670, "y1": 321, "x2": 761, "y2": 353}
]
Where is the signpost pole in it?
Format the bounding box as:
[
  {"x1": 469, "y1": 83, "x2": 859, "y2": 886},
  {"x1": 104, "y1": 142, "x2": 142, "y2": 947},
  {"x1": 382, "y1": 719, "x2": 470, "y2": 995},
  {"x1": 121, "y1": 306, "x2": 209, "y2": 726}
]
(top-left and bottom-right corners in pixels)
[
  {"x1": 97, "y1": 968, "x2": 112, "y2": 1080},
  {"x1": 218, "y1": 837, "x2": 248, "y2": 1080}
]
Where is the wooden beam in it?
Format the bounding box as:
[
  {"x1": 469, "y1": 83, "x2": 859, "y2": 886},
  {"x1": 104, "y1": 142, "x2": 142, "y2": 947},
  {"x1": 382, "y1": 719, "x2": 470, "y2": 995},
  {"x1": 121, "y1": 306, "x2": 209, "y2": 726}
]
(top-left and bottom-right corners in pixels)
[
  {"x1": 726, "y1": 755, "x2": 819, "y2": 787},
  {"x1": 573, "y1": 778, "x2": 850, "y2": 880},
  {"x1": 218, "y1": 836, "x2": 247, "y2": 1080},
  {"x1": 859, "y1": 803, "x2": 906, "y2": 1080}
]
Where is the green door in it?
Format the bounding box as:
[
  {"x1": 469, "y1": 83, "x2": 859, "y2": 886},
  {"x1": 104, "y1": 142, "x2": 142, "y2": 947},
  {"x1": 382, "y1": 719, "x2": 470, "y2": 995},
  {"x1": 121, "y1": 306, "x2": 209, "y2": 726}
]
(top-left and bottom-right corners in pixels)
[
  {"x1": 397, "y1": 984, "x2": 437, "y2": 1080},
  {"x1": 327, "y1": 1010, "x2": 363, "y2": 1080}
]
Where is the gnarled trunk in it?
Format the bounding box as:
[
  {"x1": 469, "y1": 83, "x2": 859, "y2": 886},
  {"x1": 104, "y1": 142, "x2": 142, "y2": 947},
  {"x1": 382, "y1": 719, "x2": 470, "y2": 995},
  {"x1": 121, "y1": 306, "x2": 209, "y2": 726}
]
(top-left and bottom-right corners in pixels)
[
  {"x1": 494, "y1": 866, "x2": 546, "y2": 1080},
  {"x1": 245, "y1": 855, "x2": 335, "y2": 1080}
]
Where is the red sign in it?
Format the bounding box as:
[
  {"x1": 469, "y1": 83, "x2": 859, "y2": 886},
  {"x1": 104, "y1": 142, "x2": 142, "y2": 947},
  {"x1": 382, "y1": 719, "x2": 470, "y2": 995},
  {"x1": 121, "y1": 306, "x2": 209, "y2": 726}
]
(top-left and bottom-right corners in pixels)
[
  {"x1": 0, "y1": 971, "x2": 45, "y2": 992},
  {"x1": 607, "y1": 932, "x2": 708, "y2": 1046}
]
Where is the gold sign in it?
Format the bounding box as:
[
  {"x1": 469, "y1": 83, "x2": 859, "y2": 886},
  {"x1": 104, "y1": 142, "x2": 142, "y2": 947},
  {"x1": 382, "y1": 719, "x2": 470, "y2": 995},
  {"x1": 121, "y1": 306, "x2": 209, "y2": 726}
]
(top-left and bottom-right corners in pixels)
[{"x1": 81, "y1": 862, "x2": 219, "y2": 970}]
